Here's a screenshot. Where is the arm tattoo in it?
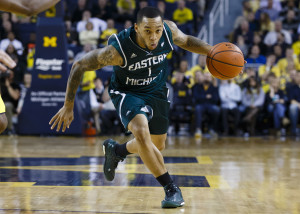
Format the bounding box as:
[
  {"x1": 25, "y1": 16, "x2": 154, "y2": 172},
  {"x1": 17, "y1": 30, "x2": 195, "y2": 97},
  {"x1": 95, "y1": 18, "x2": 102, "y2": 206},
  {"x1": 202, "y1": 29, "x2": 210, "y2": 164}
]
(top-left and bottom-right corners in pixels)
[
  {"x1": 65, "y1": 46, "x2": 122, "y2": 105},
  {"x1": 181, "y1": 35, "x2": 212, "y2": 55},
  {"x1": 165, "y1": 20, "x2": 212, "y2": 55}
]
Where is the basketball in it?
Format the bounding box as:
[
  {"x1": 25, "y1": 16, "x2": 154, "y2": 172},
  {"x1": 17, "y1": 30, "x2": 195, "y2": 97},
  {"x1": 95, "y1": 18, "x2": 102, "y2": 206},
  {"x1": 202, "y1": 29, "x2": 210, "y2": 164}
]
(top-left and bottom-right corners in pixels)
[{"x1": 206, "y1": 42, "x2": 245, "y2": 80}]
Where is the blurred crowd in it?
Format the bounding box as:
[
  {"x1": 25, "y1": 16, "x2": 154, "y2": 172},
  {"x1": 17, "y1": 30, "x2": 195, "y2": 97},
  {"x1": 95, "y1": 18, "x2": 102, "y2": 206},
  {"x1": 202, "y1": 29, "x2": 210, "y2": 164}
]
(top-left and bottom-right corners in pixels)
[{"x1": 0, "y1": 0, "x2": 300, "y2": 138}]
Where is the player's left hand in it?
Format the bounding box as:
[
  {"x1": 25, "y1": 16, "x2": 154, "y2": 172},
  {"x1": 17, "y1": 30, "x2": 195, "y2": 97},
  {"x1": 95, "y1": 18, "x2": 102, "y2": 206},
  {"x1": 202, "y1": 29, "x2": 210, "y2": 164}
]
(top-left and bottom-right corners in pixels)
[{"x1": 49, "y1": 106, "x2": 74, "y2": 132}]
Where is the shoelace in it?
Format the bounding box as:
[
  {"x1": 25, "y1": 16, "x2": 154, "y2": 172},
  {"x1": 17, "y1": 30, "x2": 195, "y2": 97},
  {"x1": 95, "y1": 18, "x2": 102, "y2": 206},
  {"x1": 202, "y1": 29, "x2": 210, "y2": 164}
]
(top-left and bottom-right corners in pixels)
[{"x1": 165, "y1": 183, "x2": 179, "y2": 196}]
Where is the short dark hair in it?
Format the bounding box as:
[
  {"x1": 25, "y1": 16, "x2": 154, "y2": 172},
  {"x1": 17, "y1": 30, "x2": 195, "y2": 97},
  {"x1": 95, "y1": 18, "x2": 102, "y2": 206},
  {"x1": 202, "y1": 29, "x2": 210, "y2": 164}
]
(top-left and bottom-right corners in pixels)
[{"x1": 136, "y1": 6, "x2": 163, "y2": 24}]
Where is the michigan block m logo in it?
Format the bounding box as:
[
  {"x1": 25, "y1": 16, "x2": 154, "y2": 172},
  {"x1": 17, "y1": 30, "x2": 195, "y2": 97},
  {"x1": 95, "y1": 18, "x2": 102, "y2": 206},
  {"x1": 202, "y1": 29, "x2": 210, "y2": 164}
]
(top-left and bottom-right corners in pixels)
[{"x1": 43, "y1": 36, "x2": 57, "y2": 47}]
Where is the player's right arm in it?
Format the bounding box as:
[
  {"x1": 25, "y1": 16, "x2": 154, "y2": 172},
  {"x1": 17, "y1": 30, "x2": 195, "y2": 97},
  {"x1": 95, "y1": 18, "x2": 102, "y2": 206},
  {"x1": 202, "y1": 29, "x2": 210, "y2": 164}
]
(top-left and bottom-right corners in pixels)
[
  {"x1": 49, "y1": 45, "x2": 123, "y2": 132},
  {"x1": 0, "y1": 0, "x2": 61, "y2": 16}
]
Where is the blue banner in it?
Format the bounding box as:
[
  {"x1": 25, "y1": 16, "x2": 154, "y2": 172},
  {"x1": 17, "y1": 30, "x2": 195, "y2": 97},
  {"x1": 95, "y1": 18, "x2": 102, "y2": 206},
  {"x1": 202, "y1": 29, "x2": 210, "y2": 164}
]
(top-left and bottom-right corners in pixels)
[{"x1": 18, "y1": 2, "x2": 83, "y2": 135}]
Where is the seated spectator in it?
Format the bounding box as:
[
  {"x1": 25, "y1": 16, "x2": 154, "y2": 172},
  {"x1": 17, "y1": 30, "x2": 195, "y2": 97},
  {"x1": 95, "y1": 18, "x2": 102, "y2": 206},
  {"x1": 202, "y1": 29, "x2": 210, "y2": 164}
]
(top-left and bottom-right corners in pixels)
[
  {"x1": 92, "y1": 0, "x2": 118, "y2": 21},
  {"x1": 0, "y1": 31, "x2": 23, "y2": 55},
  {"x1": 99, "y1": 79, "x2": 120, "y2": 135},
  {"x1": 157, "y1": 0, "x2": 166, "y2": 18},
  {"x1": 79, "y1": 22, "x2": 99, "y2": 46},
  {"x1": 172, "y1": 0, "x2": 194, "y2": 34},
  {"x1": 169, "y1": 71, "x2": 192, "y2": 135},
  {"x1": 287, "y1": 71, "x2": 300, "y2": 136},
  {"x1": 252, "y1": 32, "x2": 268, "y2": 56},
  {"x1": 272, "y1": 45, "x2": 283, "y2": 63},
  {"x1": 286, "y1": 68, "x2": 297, "y2": 96},
  {"x1": 0, "y1": 20, "x2": 13, "y2": 40},
  {"x1": 262, "y1": 72, "x2": 276, "y2": 93},
  {"x1": 258, "y1": 12, "x2": 274, "y2": 36},
  {"x1": 189, "y1": 54, "x2": 210, "y2": 75},
  {"x1": 236, "y1": 35, "x2": 248, "y2": 58},
  {"x1": 72, "y1": 0, "x2": 88, "y2": 23},
  {"x1": 240, "y1": 76, "x2": 265, "y2": 136},
  {"x1": 282, "y1": 10, "x2": 299, "y2": 36},
  {"x1": 171, "y1": 59, "x2": 194, "y2": 88},
  {"x1": 258, "y1": 53, "x2": 280, "y2": 81},
  {"x1": 256, "y1": 0, "x2": 279, "y2": 21},
  {"x1": 192, "y1": 72, "x2": 220, "y2": 138},
  {"x1": 124, "y1": 20, "x2": 132, "y2": 29},
  {"x1": 5, "y1": 43, "x2": 18, "y2": 57},
  {"x1": 116, "y1": 0, "x2": 136, "y2": 22},
  {"x1": 247, "y1": 11, "x2": 259, "y2": 32},
  {"x1": 279, "y1": 0, "x2": 300, "y2": 18},
  {"x1": 0, "y1": 69, "x2": 20, "y2": 134},
  {"x1": 80, "y1": 70, "x2": 96, "y2": 93},
  {"x1": 100, "y1": 19, "x2": 117, "y2": 47},
  {"x1": 77, "y1": 69, "x2": 97, "y2": 123},
  {"x1": 239, "y1": 67, "x2": 260, "y2": 89},
  {"x1": 233, "y1": 20, "x2": 253, "y2": 45},
  {"x1": 259, "y1": 0, "x2": 282, "y2": 11},
  {"x1": 246, "y1": 45, "x2": 266, "y2": 64},
  {"x1": 264, "y1": 76, "x2": 286, "y2": 136},
  {"x1": 264, "y1": 20, "x2": 292, "y2": 47},
  {"x1": 219, "y1": 80, "x2": 242, "y2": 136},
  {"x1": 74, "y1": 43, "x2": 95, "y2": 61},
  {"x1": 8, "y1": 54, "x2": 26, "y2": 85},
  {"x1": 76, "y1": 10, "x2": 107, "y2": 34},
  {"x1": 273, "y1": 32, "x2": 289, "y2": 55},
  {"x1": 134, "y1": 0, "x2": 148, "y2": 18},
  {"x1": 277, "y1": 47, "x2": 300, "y2": 76},
  {"x1": 65, "y1": 19, "x2": 79, "y2": 46},
  {"x1": 189, "y1": 55, "x2": 218, "y2": 86}
]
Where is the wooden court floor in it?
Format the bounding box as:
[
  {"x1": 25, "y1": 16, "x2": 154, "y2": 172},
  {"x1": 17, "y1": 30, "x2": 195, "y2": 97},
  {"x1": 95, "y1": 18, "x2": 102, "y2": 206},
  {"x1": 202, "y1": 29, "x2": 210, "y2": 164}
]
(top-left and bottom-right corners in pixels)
[{"x1": 0, "y1": 135, "x2": 299, "y2": 214}]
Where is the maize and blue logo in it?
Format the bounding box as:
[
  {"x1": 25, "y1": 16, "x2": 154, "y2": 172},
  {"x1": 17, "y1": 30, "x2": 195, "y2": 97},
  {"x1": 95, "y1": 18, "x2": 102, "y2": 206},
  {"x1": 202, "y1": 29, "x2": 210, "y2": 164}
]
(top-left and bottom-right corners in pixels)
[{"x1": 43, "y1": 36, "x2": 57, "y2": 47}]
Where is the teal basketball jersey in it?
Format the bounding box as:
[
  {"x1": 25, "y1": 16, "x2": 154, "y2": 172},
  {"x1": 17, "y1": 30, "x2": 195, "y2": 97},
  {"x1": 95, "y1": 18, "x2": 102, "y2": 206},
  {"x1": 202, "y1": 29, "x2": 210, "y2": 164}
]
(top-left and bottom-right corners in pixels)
[{"x1": 107, "y1": 22, "x2": 173, "y2": 94}]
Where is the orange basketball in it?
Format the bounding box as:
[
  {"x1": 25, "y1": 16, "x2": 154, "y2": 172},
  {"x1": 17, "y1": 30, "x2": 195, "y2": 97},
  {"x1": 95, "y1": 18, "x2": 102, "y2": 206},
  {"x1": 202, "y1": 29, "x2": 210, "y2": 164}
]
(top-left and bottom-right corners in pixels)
[{"x1": 206, "y1": 42, "x2": 245, "y2": 80}]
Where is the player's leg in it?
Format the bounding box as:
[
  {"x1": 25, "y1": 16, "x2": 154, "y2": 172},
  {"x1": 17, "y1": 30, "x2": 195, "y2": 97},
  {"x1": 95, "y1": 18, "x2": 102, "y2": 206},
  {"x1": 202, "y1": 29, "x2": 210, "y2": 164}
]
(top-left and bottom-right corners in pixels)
[
  {"x1": 126, "y1": 133, "x2": 167, "y2": 154},
  {"x1": 0, "y1": 95, "x2": 7, "y2": 133},
  {"x1": 127, "y1": 114, "x2": 167, "y2": 176},
  {"x1": 127, "y1": 114, "x2": 184, "y2": 208}
]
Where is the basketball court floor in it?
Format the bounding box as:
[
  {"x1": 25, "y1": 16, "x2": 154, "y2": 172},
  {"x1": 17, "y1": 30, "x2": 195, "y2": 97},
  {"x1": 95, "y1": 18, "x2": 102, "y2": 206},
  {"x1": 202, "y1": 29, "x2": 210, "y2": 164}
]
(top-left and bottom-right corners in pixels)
[{"x1": 0, "y1": 135, "x2": 299, "y2": 213}]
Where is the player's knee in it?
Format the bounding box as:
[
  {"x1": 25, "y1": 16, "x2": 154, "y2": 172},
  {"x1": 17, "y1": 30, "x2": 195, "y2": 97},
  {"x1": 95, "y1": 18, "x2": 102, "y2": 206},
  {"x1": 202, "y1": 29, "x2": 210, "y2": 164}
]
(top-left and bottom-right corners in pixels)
[
  {"x1": 0, "y1": 114, "x2": 8, "y2": 134},
  {"x1": 152, "y1": 136, "x2": 167, "y2": 151},
  {"x1": 133, "y1": 125, "x2": 150, "y2": 143},
  {"x1": 156, "y1": 142, "x2": 165, "y2": 151}
]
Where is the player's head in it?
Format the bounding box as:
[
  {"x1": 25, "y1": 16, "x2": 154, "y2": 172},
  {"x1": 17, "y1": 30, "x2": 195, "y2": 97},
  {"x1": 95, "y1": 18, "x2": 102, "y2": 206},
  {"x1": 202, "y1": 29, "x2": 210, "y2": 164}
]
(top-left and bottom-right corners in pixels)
[{"x1": 135, "y1": 6, "x2": 163, "y2": 50}]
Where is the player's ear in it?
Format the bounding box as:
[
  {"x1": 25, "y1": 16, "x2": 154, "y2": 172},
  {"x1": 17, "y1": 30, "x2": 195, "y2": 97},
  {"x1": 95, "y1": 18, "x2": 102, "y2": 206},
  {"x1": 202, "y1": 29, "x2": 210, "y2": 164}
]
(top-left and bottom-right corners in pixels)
[{"x1": 134, "y1": 23, "x2": 138, "y2": 33}]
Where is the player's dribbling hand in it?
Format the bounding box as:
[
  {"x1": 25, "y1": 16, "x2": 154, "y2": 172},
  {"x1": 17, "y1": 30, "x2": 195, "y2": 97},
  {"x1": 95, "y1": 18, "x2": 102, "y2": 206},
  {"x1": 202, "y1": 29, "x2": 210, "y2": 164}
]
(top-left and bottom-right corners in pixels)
[
  {"x1": 49, "y1": 106, "x2": 74, "y2": 132},
  {"x1": 240, "y1": 60, "x2": 247, "y2": 75},
  {"x1": 0, "y1": 50, "x2": 16, "y2": 71}
]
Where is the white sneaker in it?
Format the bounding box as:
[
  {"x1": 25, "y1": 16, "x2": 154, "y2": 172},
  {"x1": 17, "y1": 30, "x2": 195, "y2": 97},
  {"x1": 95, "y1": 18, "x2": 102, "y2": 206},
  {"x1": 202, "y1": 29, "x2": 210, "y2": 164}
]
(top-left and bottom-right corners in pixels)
[{"x1": 194, "y1": 129, "x2": 202, "y2": 138}]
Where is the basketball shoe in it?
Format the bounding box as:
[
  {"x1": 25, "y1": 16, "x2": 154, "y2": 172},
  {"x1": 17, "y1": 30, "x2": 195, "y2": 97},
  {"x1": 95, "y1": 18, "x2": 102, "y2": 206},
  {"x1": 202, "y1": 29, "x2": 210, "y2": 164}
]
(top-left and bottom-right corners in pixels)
[
  {"x1": 161, "y1": 183, "x2": 185, "y2": 208},
  {"x1": 102, "y1": 139, "x2": 124, "y2": 181}
]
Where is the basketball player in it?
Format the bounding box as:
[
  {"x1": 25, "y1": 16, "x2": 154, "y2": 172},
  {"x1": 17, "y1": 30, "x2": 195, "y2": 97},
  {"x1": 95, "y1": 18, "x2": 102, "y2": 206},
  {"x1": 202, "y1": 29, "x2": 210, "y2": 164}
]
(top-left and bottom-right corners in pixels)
[
  {"x1": 0, "y1": 0, "x2": 61, "y2": 133},
  {"x1": 50, "y1": 7, "x2": 212, "y2": 208}
]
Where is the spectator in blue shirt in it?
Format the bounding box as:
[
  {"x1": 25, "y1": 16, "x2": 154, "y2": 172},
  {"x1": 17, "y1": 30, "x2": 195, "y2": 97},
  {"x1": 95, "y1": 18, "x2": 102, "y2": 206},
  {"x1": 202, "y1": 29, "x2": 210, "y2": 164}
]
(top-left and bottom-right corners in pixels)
[
  {"x1": 246, "y1": 45, "x2": 267, "y2": 64},
  {"x1": 264, "y1": 76, "x2": 286, "y2": 135}
]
